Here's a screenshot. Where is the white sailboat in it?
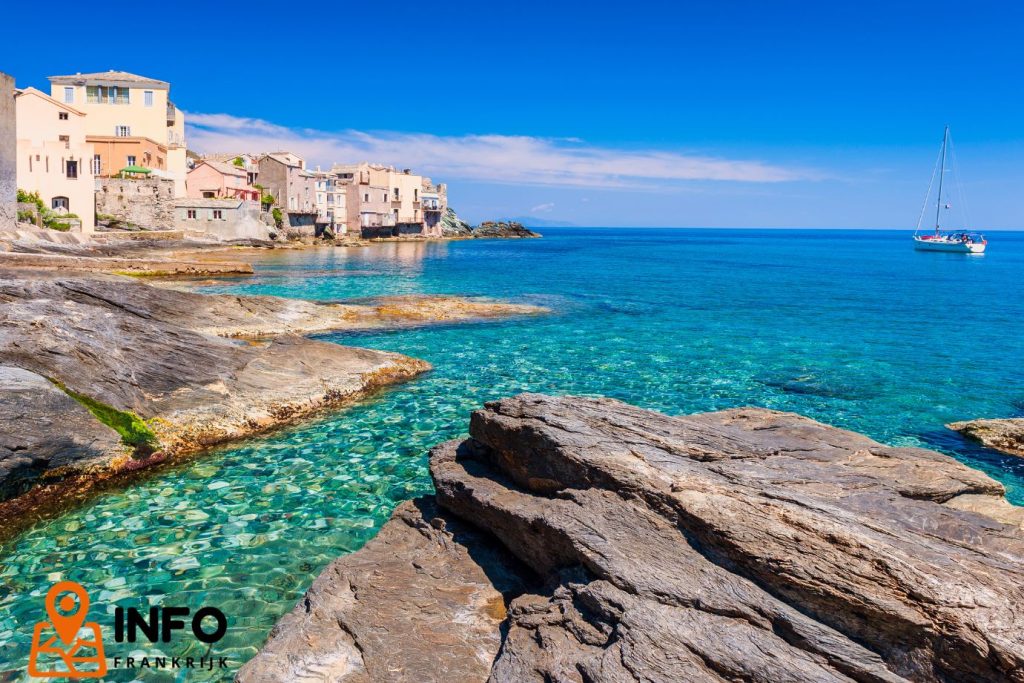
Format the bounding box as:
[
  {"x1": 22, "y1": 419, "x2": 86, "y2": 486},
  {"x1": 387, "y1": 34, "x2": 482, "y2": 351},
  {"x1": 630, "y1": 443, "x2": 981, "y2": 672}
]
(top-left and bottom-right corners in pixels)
[{"x1": 913, "y1": 126, "x2": 987, "y2": 253}]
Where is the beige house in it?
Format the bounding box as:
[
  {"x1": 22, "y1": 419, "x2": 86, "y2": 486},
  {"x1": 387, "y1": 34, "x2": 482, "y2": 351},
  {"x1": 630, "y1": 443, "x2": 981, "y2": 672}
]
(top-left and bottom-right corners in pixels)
[
  {"x1": 14, "y1": 87, "x2": 95, "y2": 232},
  {"x1": 333, "y1": 163, "x2": 446, "y2": 238},
  {"x1": 47, "y1": 70, "x2": 187, "y2": 197}
]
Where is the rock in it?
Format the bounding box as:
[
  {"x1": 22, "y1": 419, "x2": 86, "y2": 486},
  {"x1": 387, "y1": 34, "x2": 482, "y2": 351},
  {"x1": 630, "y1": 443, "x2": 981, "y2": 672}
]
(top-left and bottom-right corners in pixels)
[
  {"x1": 247, "y1": 394, "x2": 1024, "y2": 682},
  {"x1": 0, "y1": 366, "x2": 126, "y2": 500},
  {"x1": 948, "y1": 418, "x2": 1024, "y2": 458},
  {"x1": 438, "y1": 208, "x2": 473, "y2": 237},
  {"x1": 235, "y1": 498, "x2": 529, "y2": 683},
  {"x1": 472, "y1": 221, "x2": 541, "y2": 239},
  {"x1": 0, "y1": 271, "x2": 545, "y2": 527}
]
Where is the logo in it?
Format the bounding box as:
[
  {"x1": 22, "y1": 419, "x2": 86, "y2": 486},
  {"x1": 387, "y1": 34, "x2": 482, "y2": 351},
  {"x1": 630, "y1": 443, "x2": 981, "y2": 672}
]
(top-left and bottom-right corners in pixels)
[
  {"x1": 27, "y1": 580, "x2": 231, "y2": 676},
  {"x1": 29, "y1": 581, "x2": 107, "y2": 678}
]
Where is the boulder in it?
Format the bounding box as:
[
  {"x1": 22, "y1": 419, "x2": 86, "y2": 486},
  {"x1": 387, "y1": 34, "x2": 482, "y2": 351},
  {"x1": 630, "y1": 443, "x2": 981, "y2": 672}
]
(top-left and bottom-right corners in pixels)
[
  {"x1": 948, "y1": 418, "x2": 1024, "y2": 458},
  {"x1": 243, "y1": 394, "x2": 1024, "y2": 682}
]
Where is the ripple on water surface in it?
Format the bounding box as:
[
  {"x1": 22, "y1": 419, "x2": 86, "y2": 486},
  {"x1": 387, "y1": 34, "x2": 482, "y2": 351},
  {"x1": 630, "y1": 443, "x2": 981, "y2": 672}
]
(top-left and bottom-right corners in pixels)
[{"x1": 1, "y1": 229, "x2": 1023, "y2": 680}]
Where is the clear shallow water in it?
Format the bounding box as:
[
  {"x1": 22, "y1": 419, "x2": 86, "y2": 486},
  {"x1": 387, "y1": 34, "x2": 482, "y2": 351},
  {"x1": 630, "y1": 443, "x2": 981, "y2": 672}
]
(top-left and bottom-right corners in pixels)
[{"x1": 2, "y1": 229, "x2": 1023, "y2": 680}]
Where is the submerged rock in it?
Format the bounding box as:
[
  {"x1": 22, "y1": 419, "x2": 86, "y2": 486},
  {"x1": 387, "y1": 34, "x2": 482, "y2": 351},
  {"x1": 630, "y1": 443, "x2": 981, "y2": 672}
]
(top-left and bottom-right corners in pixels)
[
  {"x1": 948, "y1": 417, "x2": 1024, "y2": 458},
  {"x1": 242, "y1": 394, "x2": 1024, "y2": 682}
]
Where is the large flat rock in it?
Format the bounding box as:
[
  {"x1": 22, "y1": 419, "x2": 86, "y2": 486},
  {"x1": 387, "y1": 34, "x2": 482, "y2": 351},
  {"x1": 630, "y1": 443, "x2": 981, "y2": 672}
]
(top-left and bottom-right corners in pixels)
[
  {"x1": 0, "y1": 366, "x2": 126, "y2": 500},
  {"x1": 245, "y1": 394, "x2": 1024, "y2": 682}
]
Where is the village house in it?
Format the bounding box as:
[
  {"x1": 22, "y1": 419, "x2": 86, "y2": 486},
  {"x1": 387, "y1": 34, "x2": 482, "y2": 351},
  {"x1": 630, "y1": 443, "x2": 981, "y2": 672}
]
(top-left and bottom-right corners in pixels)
[
  {"x1": 186, "y1": 160, "x2": 260, "y2": 202},
  {"x1": 14, "y1": 87, "x2": 95, "y2": 232},
  {"x1": 201, "y1": 153, "x2": 259, "y2": 187},
  {"x1": 256, "y1": 152, "x2": 317, "y2": 232},
  {"x1": 47, "y1": 70, "x2": 187, "y2": 197},
  {"x1": 311, "y1": 168, "x2": 348, "y2": 235},
  {"x1": 175, "y1": 198, "x2": 269, "y2": 241},
  {"x1": 332, "y1": 163, "x2": 447, "y2": 238}
]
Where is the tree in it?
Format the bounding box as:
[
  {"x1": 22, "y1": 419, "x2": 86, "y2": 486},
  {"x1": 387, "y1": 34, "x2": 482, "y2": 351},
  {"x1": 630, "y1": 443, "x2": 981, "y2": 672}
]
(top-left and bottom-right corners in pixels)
[{"x1": 233, "y1": 156, "x2": 245, "y2": 167}]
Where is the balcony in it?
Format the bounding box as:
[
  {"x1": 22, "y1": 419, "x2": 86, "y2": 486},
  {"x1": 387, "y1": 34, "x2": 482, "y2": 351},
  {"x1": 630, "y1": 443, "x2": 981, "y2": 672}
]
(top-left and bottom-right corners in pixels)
[{"x1": 167, "y1": 103, "x2": 177, "y2": 125}]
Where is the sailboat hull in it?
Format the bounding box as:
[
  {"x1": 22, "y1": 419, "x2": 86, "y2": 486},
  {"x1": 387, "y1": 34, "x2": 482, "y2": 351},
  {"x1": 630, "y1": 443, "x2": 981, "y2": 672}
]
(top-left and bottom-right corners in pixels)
[{"x1": 913, "y1": 237, "x2": 986, "y2": 253}]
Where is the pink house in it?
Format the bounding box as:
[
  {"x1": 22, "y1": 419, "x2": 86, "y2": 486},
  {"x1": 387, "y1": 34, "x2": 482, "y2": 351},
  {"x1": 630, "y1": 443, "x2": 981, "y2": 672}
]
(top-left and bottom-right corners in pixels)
[{"x1": 186, "y1": 160, "x2": 259, "y2": 201}]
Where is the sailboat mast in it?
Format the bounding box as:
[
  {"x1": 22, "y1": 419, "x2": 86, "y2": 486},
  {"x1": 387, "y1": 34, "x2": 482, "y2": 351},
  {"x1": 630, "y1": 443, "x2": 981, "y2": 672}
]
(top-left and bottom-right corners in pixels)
[{"x1": 934, "y1": 125, "x2": 948, "y2": 234}]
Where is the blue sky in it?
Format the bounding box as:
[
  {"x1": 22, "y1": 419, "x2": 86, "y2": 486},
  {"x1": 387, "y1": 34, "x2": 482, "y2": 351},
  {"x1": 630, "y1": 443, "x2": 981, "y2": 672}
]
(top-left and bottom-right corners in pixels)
[{"x1": 3, "y1": 1, "x2": 1022, "y2": 228}]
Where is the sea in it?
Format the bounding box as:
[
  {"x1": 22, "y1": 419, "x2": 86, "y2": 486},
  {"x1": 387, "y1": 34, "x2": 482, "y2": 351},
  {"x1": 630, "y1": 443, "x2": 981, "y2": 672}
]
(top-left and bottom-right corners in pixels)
[{"x1": 1, "y1": 228, "x2": 1022, "y2": 680}]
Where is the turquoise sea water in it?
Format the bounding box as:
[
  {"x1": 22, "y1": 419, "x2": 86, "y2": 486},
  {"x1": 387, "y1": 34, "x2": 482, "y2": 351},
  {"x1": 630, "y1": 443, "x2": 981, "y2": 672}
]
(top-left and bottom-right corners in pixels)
[{"x1": 2, "y1": 228, "x2": 1023, "y2": 680}]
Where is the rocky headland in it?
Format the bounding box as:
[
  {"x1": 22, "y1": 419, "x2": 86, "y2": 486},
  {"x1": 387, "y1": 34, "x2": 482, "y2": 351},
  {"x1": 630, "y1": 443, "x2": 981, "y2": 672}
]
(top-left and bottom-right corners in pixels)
[
  {"x1": 239, "y1": 394, "x2": 1024, "y2": 682},
  {"x1": 948, "y1": 418, "x2": 1024, "y2": 459},
  {"x1": 438, "y1": 209, "x2": 542, "y2": 239},
  {"x1": 472, "y1": 220, "x2": 542, "y2": 239},
  {"x1": 0, "y1": 269, "x2": 546, "y2": 533}
]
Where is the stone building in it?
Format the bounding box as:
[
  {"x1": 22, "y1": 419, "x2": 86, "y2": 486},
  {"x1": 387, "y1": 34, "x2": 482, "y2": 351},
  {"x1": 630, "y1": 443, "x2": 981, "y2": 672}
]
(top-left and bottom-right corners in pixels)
[
  {"x1": 256, "y1": 152, "x2": 317, "y2": 233},
  {"x1": 95, "y1": 176, "x2": 176, "y2": 230},
  {"x1": 0, "y1": 72, "x2": 15, "y2": 229},
  {"x1": 175, "y1": 198, "x2": 270, "y2": 241}
]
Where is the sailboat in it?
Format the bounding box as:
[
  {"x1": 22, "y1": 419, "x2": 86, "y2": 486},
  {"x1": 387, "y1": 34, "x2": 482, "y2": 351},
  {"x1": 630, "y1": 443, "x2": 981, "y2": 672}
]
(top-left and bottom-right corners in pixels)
[{"x1": 912, "y1": 126, "x2": 987, "y2": 253}]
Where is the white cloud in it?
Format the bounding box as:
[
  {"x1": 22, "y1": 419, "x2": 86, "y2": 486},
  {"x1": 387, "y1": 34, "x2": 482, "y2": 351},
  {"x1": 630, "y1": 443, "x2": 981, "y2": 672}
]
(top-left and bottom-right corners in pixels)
[
  {"x1": 530, "y1": 202, "x2": 556, "y2": 213},
  {"x1": 185, "y1": 112, "x2": 815, "y2": 189}
]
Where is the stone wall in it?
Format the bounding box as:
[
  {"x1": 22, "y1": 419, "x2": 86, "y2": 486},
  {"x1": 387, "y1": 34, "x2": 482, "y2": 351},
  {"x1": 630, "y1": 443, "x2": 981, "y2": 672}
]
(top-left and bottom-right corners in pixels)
[
  {"x1": 95, "y1": 177, "x2": 176, "y2": 230},
  {"x1": 0, "y1": 73, "x2": 15, "y2": 229}
]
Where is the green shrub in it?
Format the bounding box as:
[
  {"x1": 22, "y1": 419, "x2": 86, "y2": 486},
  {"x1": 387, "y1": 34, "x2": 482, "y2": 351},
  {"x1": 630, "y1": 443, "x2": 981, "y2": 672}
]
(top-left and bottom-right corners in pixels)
[
  {"x1": 271, "y1": 207, "x2": 283, "y2": 227},
  {"x1": 47, "y1": 222, "x2": 72, "y2": 232},
  {"x1": 233, "y1": 156, "x2": 245, "y2": 167}
]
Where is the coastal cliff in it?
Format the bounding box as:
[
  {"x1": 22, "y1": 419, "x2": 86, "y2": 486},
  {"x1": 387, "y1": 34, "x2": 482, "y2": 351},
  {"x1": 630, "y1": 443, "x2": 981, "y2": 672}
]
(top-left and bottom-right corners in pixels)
[
  {"x1": 0, "y1": 270, "x2": 546, "y2": 527},
  {"x1": 239, "y1": 394, "x2": 1024, "y2": 682}
]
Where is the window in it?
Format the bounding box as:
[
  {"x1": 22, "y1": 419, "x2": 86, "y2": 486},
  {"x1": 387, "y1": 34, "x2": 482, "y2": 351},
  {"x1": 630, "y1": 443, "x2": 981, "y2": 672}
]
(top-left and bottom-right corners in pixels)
[
  {"x1": 58, "y1": 112, "x2": 69, "y2": 121},
  {"x1": 144, "y1": 90, "x2": 154, "y2": 107},
  {"x1": 202, "y1": 191, "x2": 216, "y2": 199},
  {"x1": 92, "y1": 154, "x2": 101, "y2": 175},
  {"x1": 115, "y1": 125, "x2": 131, "y2": 137},
  {"x1": 414, "y1": 188, "x2": 418, "y2": 200},
  {"x1": 363, "y1": 193, "x2": 369, "y2": 202},
  {"x1": 393, "y1": 187, "x2": 399, "y2": 198},
  {"x1": 59, "y1": 135, "x2": 70, "y2": 149},
  {"x1": 382, "y1": 193, "x2": 388, "y2": 202},
  {"x1": 126, "y1": 155, "x2": 136, "y2": 166},
  {"x1": 63, "y1": 87, "x2": 74, "y2": 104},
  {"x1": 213, "y1": 210, "x2": 224, "y2": 220},
  {"x1": 187, "y1": 209, "x2": 197, "y2": 219},
  {"x1": 52, "y1": 196, "x2": 69, "y2": 211},
  {"x1": 66, "y1": 160, "x2": 78, "y2": 179}
]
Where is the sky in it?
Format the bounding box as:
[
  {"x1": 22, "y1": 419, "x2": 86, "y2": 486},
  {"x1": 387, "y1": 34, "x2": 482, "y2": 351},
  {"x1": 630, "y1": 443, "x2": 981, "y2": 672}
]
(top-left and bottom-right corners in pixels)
[{"x1": 3, "y1": 0, "x2": 1022, "y2": 228}]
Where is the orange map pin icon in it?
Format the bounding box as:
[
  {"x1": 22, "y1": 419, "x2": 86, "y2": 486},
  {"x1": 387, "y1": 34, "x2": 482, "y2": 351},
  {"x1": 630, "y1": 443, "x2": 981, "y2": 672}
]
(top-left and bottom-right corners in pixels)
[{"x1": 46, "y1": 581, "x2": 90, "y2": 645}]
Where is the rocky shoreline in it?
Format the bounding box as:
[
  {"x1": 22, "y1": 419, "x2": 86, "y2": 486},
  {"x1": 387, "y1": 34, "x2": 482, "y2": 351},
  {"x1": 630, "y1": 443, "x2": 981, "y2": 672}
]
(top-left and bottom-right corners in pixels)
[
  {"x1": 948, "y1": 418, "x2": 1024, "y2": 459},
  {"x1": 0, "y1": 267, "x2": 546, "y2": 536},
  {"x1": 239, "y1": 394, "x2": 1024, "y2": 682}
]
